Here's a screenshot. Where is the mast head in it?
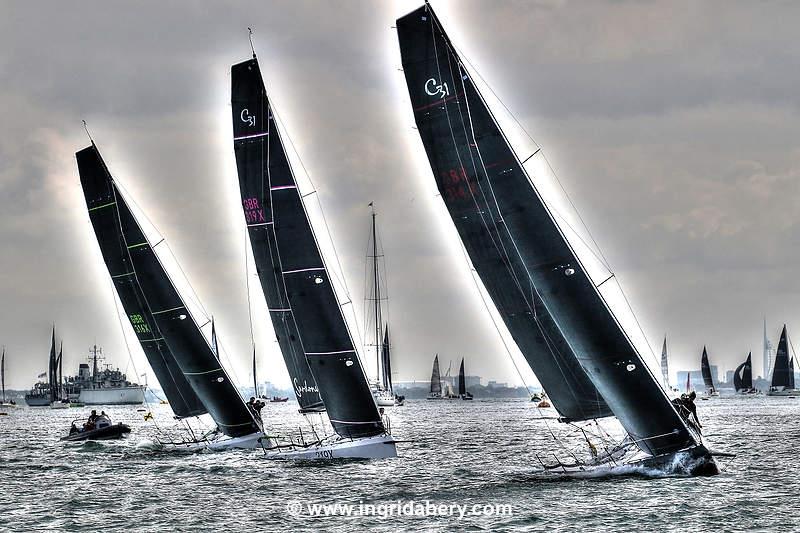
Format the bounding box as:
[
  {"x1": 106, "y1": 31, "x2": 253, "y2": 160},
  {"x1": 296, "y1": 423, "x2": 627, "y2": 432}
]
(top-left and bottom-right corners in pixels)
[{"x1": 247, "y1": 27, "x2": 256, "y2": 59}]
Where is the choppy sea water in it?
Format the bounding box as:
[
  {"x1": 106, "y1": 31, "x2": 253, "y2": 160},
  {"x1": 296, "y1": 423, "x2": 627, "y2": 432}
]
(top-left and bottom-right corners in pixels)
[{"x1": 1, "y1": 396, "x2": 798, "y2": 531}]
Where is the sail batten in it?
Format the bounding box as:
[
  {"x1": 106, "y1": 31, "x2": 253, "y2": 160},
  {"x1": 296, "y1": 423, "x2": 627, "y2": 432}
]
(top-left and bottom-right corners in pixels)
[
  {"x1": 78, "y1": 144, "x2": 259, "y2": 437},
  {"x1": 232, "y1": 57, "x2": 384, "y2": 438},
  {"x1": 398, "y1": 4, "x2": 697, "y2": 455}
]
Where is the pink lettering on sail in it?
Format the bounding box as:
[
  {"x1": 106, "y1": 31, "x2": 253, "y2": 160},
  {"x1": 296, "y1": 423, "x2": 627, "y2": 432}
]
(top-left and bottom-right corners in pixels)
[{"x1": 243, "y1": 197, "x2": 267, "y2": 224}]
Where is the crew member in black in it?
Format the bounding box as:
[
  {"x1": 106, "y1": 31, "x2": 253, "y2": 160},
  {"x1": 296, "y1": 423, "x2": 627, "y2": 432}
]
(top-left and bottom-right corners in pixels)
[{"x1": 672, "y1": 391, "x2": 702, "y2": 429}]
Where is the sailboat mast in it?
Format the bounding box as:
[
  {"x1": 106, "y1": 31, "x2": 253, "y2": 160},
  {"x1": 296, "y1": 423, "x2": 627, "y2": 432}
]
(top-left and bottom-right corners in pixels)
[
  {"x1": 1, "y1": 347, "x2": 5, "y2": 403},
  {"x1": 92, "y1": 344, "x2": 98, "y2": 382},
  {"x1": 371, "y1": 207, "x2": 382, "y2": 386}
]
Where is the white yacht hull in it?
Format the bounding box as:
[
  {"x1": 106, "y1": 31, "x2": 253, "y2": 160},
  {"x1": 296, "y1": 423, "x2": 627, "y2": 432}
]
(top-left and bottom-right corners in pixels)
[
  {"x1": 264, "y1": 433, "x2": 398, "y2": 460},
  {"x1": 159, "y1": 431, "x2": 271, "y2": 452},
  {"x1": 159, "y1": 432, "x2": 397, "y2": 459}
]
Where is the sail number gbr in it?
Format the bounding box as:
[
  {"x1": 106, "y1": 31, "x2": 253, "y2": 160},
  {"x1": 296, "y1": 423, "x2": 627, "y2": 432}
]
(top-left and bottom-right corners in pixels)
[
  {"x1": 440, "y1": 166, "x2": 477, "y2": 201},
  {"x1": 243, "y1": 197, "x2": 267, "y2": 224},
  {"x1": 129, "y1": 313, "x2": 152, "y2": 334}
]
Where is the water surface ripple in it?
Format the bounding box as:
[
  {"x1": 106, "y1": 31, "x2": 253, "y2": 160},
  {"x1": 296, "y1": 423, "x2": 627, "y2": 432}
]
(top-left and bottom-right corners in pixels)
[{"x1": 1, "y1": 397, "x2": 797, "y2": 531}]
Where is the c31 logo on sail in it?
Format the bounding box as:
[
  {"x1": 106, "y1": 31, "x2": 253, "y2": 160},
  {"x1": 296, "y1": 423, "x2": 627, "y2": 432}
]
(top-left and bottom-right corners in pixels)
[
  {"x1": 240, "y1": 108, "x2": 256, "y2": 127},
  {"x1": 425, "y1": 78, "x2": 450, "y2": 99}
]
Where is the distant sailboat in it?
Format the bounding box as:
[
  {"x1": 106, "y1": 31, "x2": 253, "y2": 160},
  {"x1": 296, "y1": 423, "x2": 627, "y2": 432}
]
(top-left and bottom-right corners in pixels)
[
  {"x1": 458, "y1": 358, "x2": 473, "y2": 400},
  {"x1": 768, "y1": 325, "x2": 799, "y2": 396},
  {"x1": 1, "y1": 348, "x2": 16, "y2": 408},
  {"x1": 231, "y1": 52, "x2": 396, "y2": 458},
  {"x1": 365, "y1": 206, "x2": 396, "y2": 407},
  {"x1": 50, "y1": 340, "x2": 69, "y2": 409},
  {"x1": 78, "y1": 142, "x2": 264, "y2": 450},
  {"x1": 733, "y1": 352, "x2": 758, "y2": 395},
  {"x1": 397, "y1": 2, "x2": 717, "y2": 475},
  {"x1": 700, "y1": 347, "x2": 719, "y2": 397},
  {"x1": 383, "y1": 328, "x2": 404, "y2": 406},
  {"x1": 427, "y1": 354, "x2": 443, "y2": 400},
  {"x1": 23, "y1": 328, "x2": 56, "y2": 406}
]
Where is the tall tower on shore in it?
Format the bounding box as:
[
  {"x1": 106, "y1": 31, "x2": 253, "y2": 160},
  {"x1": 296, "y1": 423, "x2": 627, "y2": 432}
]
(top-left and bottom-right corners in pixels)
[{"x1": 764, "y1": 318, "x2": 773, "y2": 379}]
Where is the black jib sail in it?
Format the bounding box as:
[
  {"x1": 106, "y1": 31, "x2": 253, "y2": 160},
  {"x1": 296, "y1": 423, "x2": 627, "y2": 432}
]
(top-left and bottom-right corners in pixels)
[
  {"x1": 733, "y1": 353, "x2": 753, "y2": 392},
  {"x1": 771, "y1": 326, "x2": 791, "y2": 389},
  {"x1": 398, "y1": 4, "x2": 697, "y2": 456},
  {"x1": 430, "y1": 354, "x2": 441, "y2": 395},
  {"x1": 700, "y1": 347, "x2": 715, "y2": 392},
  {"x1": 77, "y1": 144, "x2": 259, "y2": 437},
  {"x1": 231, "y1": 57, "x2": 383, "y2": 438}
]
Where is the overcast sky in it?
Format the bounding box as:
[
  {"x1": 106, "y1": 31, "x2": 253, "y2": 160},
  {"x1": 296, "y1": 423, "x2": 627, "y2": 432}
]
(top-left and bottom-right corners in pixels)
[{"x1": 1, "y1": 0, "x2": 799, "y2": 391}]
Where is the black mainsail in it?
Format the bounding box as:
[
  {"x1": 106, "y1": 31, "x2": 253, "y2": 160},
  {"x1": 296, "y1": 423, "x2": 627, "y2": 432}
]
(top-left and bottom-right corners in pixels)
[
  {"x1": 398, "y1": 4, "x2": 698, "y2": 456},
  {"x1": 458, "y1": 358, "x2": 466, "y2": 396},
  {"x1": 430, "y1": 354, "x2": 442, "y2": 395},
  {"x1": 48, "y1": 328, "x2": 57, "y2": 403},
  {"x1": 733, "y1": 353, "x2": 753, "y2": 392},
  {"x1": 382, "y1": 327, "x2": 392, "y2": 393},
  {"x1": 700, "y1": 347, "x2": 715, "y2": 392},
  {"x1": 231, "y1": 57, "x2": 383, "y2": 438},
  {"x1": 77, "y1": 143, "x2": 259, "y2": 437},
  {"x1": 770, "y1": 325, "x2": 791, "y2": 389},
  {"x1": 1, "y1": 347, "x2": 6, "y2": 403}
]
